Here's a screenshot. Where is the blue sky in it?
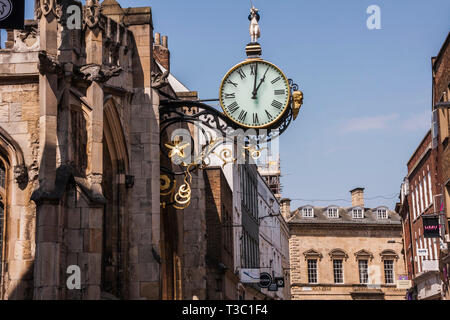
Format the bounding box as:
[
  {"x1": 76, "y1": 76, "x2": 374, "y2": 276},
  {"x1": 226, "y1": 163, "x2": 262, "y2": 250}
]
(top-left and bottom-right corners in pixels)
[{"x1": 4, "y1": 0, "x2": 450, "y2": 209}]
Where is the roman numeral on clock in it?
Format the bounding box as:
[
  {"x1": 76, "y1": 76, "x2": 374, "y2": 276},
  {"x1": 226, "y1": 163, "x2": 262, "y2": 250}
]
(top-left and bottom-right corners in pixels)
[
  {"x1": 226, "y1": 79, "x2": 238, "y2": 87},
  {"x1": 237, "y1": 68, "x2": 246, "y2": 80},
  {"x1": 274, "y1": 89, "x2": 285, "y2": 95},
  {"x1": 271, "y1": 76, "x2": 281, "y2": 84},
  {"x1": 224, "y1": 93, "x2": 235, "y2": 99},
  {"x1": 271, "y1": 100, "x2": 283, "y2": 109},
  {"x1": 238, "y1": 110, "x2": 247, "y2": 122},
  {"x1": 227, "y1": 102, "x2": 239, "y2": 114},
  {"x1": 265, "y1": 110, "x2": 273, "y2": 120},
  {"x1": 253, "y1": 113, "x2": 259, "y2": 124},
  {"x1": 250, "y1": 64, "x2": 256, "y2": 75}
]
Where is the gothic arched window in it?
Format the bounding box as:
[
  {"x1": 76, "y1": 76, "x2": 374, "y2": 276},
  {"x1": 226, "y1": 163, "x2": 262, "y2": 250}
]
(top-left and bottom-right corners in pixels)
[{"x1": 0, "y1": 157, "x2": 7, "y2": 280}]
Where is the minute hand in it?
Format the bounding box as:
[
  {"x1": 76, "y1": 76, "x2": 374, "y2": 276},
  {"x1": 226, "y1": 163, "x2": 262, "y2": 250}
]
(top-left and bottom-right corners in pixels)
[{"x1": 252, "y1": 66, "x2": 270, "y2": 99}]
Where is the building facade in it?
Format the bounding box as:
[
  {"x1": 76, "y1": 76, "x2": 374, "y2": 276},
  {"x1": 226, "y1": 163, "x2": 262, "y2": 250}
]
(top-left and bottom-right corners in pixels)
[
  {"x1": 396, "y1": 32, "x2": 449, "y2": 300},
  {"x1": 204, "y1": 167, "x2": 239, "y2": 300},
  {"x1": 431, "y1": 32, "x2": 450, "y2": 299},
  {"x1": 0, "y1": 0, "x2": 164, "y2": 299},
  {"x1": 0, "y1": 0, "x2": 291, "y2": 300},
  {"x1": 397, "y1": 130, "x2": 443, "y2": 300},
  {"x1": 286, "y1": 188, "x2": 407, "y2": 300},
  {"x1": 258, "y1": 168, "x2": 290, "y2": 300},
  {"x1": 232, "y1": 161, "x2": 291, "y2": 300}
]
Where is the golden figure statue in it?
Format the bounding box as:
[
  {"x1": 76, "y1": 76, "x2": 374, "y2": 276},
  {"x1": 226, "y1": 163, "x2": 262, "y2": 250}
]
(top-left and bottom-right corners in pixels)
[{"x1": 292, "y1": 90, "x2": 304, "y2": 120}]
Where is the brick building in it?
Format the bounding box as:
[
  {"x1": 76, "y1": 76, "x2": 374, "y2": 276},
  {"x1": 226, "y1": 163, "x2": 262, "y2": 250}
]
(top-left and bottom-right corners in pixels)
[
  {"x1": 397, "y1": 130, "x2": 442, "y2": 300},
  {"x1": 396, "y1": 31, "x2": 449, "y2": 300},
  {"x1": 431, "y1": 32, "x2": 450, "y2": 299},
  {"x1": 286, "y1": 188, "x2": 406, "y2": 300}
]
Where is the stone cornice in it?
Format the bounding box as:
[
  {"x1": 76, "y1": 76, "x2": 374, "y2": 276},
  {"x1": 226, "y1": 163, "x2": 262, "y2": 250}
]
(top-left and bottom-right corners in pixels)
[
  {"x1": 288, "y1": 222, "x2": 402, "y2": 231},
  {"x1": 31, "y1": 164, "x2": 106, "y2": 205},
  {"x1": 0, "y1": 73, "x2": 39, "y2": 84},
  {"x1": 291, "y1": 283, "x2": 404, "y2": 290}
]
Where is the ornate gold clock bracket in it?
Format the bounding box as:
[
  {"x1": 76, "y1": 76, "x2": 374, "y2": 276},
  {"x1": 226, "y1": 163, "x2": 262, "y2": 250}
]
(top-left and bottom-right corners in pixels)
[
  {"x1": 159, "y1": 5, "x2": 304, "y2": 210},
  {"x1": 159, "y1": 84, "x2": 303, "y2": 210}
]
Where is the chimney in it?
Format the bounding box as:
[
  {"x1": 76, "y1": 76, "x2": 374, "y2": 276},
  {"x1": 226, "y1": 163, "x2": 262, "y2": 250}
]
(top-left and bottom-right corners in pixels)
[
  {"x1": 162, "y1": 35, "x2": 168, "y2": 48},
  {"x1": 5, "y1": 30, "x2": 14, "y2": 49},
  {"x1": 154, "y1": 32, "x2": 161, "y2": 45},
  {"x1": 280, "y1": 198, "x2": 291, "y2": 220},
  {"x1": 350, "y1": 188, "x2": 365, "y2": 207},
  {"x1": 153, "y1": 32, "x2": 170, "y2": 71}
]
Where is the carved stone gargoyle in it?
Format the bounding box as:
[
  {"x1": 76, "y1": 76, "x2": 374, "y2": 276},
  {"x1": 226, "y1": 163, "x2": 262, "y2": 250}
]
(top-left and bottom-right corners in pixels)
[
  {"x1": 78, "y1": 63, "x2": 123, "y2": 83},
  {"x1": 38, "y1": 50, "x2": 62, "y2": 75},
  {"x1": 14, "y1": 164, "x2": 28, "y2": 189},
  {"x1": 151, "y1": 69, "x2": 170, "y2": 89}
]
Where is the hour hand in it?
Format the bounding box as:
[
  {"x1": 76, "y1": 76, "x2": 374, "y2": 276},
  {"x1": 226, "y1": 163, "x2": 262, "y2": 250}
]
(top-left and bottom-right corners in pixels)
[
  {"x1": 252, "y1": 63, "x2": 258, "y2": 99},
  {"x1": 252, "y1": 66, "x2": 269, "y2": 99}
]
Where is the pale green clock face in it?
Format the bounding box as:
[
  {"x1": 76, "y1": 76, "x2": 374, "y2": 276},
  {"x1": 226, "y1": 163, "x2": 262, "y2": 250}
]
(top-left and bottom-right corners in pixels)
[{"x1": 219, "y1": 60, "x2": 290, "y2": 128}]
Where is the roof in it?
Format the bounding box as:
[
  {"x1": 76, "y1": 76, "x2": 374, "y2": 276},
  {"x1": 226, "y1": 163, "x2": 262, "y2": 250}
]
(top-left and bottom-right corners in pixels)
[
  {"x1": 432, "y1": 32, "x2": 450, "y2": 71},
  {"x1": 156, "y1": 62, "x2": 190, "y2": 93},
  {"x1": 406, "y1": 129, "x2": 431, "y2": 168},
  {"x1": 288, "y1": 206, "x2": 402, "y2": 226}
]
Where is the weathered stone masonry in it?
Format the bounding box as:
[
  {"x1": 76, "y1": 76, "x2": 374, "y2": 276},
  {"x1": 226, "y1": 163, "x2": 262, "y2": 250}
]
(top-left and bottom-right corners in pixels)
[{"x1": 0, "y1": 0, "x2": 161, "y2": 299}]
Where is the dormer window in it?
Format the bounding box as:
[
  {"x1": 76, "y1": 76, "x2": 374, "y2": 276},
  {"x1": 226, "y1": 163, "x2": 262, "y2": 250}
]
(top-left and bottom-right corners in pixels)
[
  {"x1": 327, "y1": 207, "x2": 339, "y2": 219},
  {"x1": 302, "y1": 207, "x2": 314, "y2": 218},
  {"x1": 376, "y1": 208, "x2": 388, "y2": 219},
  {"x1": 352, "y1": 208, "x2": 364, "y2": 219}
]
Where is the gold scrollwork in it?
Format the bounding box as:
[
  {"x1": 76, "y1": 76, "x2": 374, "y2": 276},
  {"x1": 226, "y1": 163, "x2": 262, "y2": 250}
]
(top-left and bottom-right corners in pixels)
[
  {"x1": 173, "y1": 180, "x2": 191, "y2": 210},
  {"x1": 160, "y1": 175, "x2": 175, "y2": 196},
  {"x1": 214, "y1": 148, "x2": 236, "y2": 168},
  {"x1": 160, "y1": 164, "x2": 193, "y2": 210},
  {"x1": 243, "y1": 145, "x2": 267, "y2": 160},
  {"x1": 162, "y1": 129, "x2": 270, "y2": 210}
]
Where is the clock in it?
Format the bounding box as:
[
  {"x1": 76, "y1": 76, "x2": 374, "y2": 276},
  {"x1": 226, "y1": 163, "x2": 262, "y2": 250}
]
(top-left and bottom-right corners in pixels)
[{"x1": 219, "y1": 59, "x2": 291, "y2": 129}]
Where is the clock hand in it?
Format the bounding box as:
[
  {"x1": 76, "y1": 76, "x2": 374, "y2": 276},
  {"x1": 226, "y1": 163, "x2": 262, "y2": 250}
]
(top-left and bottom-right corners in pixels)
[
  {"x1": 252, "y1": 66, "x2": 270, "y2": 99},
  {"x1": 252, "y1": 63, "x2": 258, "y2": 100}
]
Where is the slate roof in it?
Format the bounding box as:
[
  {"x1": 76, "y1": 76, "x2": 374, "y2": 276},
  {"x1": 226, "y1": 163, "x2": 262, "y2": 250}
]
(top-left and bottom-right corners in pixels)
[
  {"x1": 156, "y1": 62, "x2": 190, "y2": 93},
  {"x1": 288, "y1": 205, "x2": 401, "y2": 226}
]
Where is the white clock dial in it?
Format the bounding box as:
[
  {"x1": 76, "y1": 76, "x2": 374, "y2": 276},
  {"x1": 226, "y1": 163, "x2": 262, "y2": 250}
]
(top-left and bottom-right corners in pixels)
[{"x1": 219, "y1": 60, "x2": 290, "y2": 128}]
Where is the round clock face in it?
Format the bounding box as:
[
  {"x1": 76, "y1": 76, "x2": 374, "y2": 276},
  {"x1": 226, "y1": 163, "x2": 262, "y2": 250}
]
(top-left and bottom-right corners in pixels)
[{"x1": 219, "y1": 60, "x2": 290, "y2": 128}]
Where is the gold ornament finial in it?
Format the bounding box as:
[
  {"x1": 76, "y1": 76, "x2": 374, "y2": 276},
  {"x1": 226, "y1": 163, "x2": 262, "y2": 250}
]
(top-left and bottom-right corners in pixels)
[
  {"x1": 249, "y1": 6, "x2": 261, "y2": 43},
  {"x1": 292, "y1": 91, "x2": 304, "y2": 120},
  {"x1": 165, "y1": 136, "x2": 189, "y2": 160},
  {"x1": 246, "y1": 5, "x2": 262, "y2": 58}
]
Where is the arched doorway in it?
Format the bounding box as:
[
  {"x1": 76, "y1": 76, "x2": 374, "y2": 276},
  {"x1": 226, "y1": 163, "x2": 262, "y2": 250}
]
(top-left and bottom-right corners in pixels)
[
  {"x1": 101, "y1": 140, "x2": 120, "y2": 297},
  {"x1": 101, "y1": 99, "x2": 130, "y2": 299},
  {"x1": 0, "y1": 155, "x2": 8, "y2": 297}
]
